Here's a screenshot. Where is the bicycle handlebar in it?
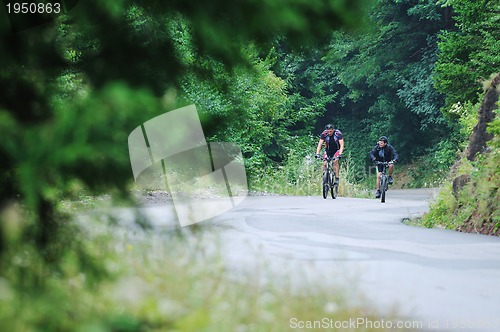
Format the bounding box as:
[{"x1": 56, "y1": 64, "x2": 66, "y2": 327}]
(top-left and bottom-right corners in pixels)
[
  {"x1": 374, "y1": 160, "x2": 395, "y2": 165},
  {"x1": 317, "y1": 155, "x2": 341, "y2": 161}
]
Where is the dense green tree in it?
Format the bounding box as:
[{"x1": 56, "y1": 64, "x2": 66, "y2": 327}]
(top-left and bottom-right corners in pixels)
[
  {"x1": 179, "y1": 45, "x2": 290, "y2": 170},
  {"x1": 271, "y1": 42, "x2": 340, "y2": 135},
  {"x1": 320, "y1": 0, "x2": 451, "y2": 165},
  {"x1": 434, "y1": 0, "x2": 500, "y2": 110}
]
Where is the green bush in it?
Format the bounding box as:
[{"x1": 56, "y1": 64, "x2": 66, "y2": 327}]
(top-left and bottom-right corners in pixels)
[{"x1": 405, "y1": 139, "x2": 459, "y2": 188}]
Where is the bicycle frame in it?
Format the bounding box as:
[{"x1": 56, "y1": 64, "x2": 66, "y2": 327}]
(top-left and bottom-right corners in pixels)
[{"x1": 375, "y1": 161, "x2": 391, "y2": 203}]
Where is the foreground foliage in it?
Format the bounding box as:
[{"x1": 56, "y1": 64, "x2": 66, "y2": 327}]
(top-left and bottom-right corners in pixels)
[{"x1": 0, "y1": 0, "x2": 371, "y2": 269}]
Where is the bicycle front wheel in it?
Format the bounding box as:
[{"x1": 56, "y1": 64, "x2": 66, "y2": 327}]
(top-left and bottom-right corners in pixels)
[
  {"x1": 322, "y1": 171, "x2": 328, "y2": 199},
  {"x1": 331, "y1": 183, "x2": 338, "y2": 199},
  {"x1": 380, "y1": 176, "x2": 387, "y2": 203}
]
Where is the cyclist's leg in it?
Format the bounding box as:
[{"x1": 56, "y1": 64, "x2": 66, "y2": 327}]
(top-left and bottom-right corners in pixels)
[
  {"x1": 388, "y1": 163, "x2": 394, "y2": 184},
  {"x1": 375, "y1": 163, "x2": 383, "y2": 197},
  {"x1": 376, "y1": 164, "x2": 384, "y2": 190},
  {"x1": 333, "y1": 160, "x2": 339, "y2": 178},
  {"x1": 333, "y1": 150, "x2": 341, "y2": 180},
  {"x1": 375, "y1": 172, "x2": 382, "y2": 198},
  {"x1": 388, "y1": 163, "x2": 394, "y2": 176}
]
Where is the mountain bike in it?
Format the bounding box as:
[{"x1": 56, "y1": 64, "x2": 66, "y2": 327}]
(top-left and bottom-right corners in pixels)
[
  {"x1": 375, "y1": 161, "x2": 393, "y2": 203},
  {"x1": 319, "y1": 156, "x2": 340, "y2": 199}
]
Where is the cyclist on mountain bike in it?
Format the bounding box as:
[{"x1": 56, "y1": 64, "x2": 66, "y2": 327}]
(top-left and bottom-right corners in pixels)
[
  {"x1": 315, "y1": 124, "x2": 344, "y2": 185},
  {"x1": 370, "y1": 136, "x2": 398, "y2": 198}
]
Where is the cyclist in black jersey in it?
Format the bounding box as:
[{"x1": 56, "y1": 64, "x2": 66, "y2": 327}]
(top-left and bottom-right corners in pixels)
[
  {"x1": 370, "y1": 136, "x2": 398, "y2": 198},
  {"x1": 315, "y1": 124, "x2": 344, "y2": 185}
]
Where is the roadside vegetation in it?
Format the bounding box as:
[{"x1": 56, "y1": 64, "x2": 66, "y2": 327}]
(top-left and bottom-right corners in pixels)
[
  {"x1": 420, "y1": 81, "x2": 500, "y2": 235},
  {"x1": 0, "y1": 0, "x2": 499, "y2": 330}
]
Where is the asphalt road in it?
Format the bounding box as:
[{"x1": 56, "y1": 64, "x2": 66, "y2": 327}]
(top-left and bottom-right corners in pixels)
[{"x1": 131, "y1": 188, "x2": 500, "y2": 331}]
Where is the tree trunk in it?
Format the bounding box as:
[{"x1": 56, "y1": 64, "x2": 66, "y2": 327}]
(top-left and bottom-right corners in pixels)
[{"x1": 465, "y1": 73, "x2": 500, "y2": 161}]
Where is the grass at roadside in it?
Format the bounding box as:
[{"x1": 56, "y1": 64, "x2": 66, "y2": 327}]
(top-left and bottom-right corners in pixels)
[
  {"x1": 249, "y1": 156, "x2": 373, "y2": 198},
  {"x1": 419, "y1": 151, "x2": 500, "y2": 235},
  {"x1": 247, "y1": 151, "x2": 447, "y2": 198}
]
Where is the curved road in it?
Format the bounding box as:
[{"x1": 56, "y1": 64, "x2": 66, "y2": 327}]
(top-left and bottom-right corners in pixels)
[{"x1": 135, "y1": 189, "x2": 500, "y2": 331}]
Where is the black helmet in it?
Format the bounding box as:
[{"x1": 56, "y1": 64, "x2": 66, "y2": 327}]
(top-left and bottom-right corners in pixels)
[
  {"x1": 325, "y1": 124, "x2": 334, "y2": 130},
  {"x1": 379, "y1": 136, "x2": 388, "y2": 143}
]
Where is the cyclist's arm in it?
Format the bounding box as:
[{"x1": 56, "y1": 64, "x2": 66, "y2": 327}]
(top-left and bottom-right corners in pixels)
[
  {"x1": 391, "y1": 146, "x2": 399, "y2": 162},
  {"x1": 338, "y1": 138, "x2": 344, "y2": 155},
  {"x1": 316, "y1": 139, "x2": 325, "y2": 155},
  {"x1": 369, "y1": 146, "x2": 377, "y2": 161}
]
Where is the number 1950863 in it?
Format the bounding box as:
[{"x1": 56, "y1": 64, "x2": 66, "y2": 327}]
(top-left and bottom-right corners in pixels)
[{"x1": 6, "y1": 2, "x2": 61, "y2": 14}]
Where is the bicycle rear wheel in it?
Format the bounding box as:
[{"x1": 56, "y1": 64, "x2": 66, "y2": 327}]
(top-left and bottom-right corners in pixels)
[{"x1": 322, "y1": 170, "x2": 328, "y2": 199}]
